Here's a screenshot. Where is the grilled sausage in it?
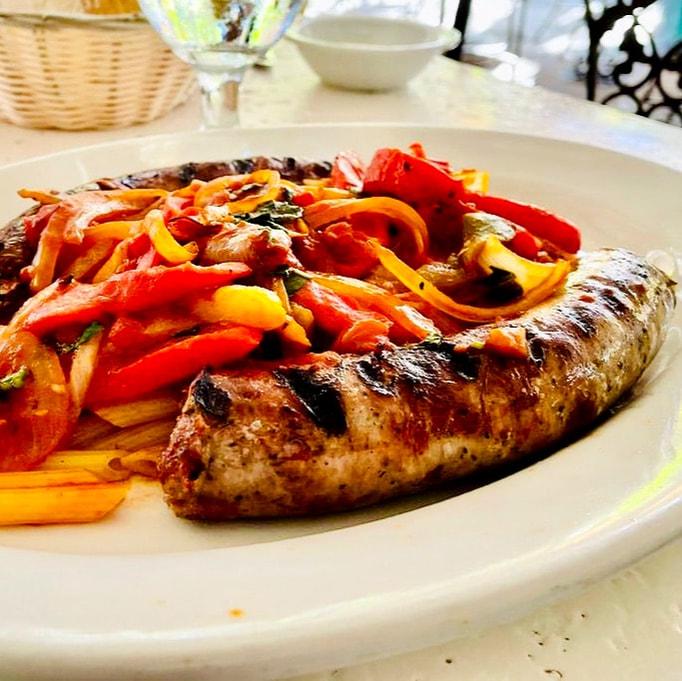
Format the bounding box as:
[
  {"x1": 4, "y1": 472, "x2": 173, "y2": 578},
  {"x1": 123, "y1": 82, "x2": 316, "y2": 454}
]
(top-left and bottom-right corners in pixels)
[
  {"x1": 160, "y1": 248, "x2": 675, "y2": 519},
  {"x1": 0, "y1": 156, "x2": 331, "y2": 321}
]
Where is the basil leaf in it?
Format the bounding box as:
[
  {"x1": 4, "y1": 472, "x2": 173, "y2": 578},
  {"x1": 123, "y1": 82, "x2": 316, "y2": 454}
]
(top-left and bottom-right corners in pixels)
[
  {"x1": 280, "y1": 268, "x2": 311, "y2": 296},
  {"x1": 234, "y1": 200, "x2": 303, "y2": 230},
  {"x1": 56, "y1": 322, "x2": 104, "y2": 355},
  {"x1": 0, "y1": 366, "x2": 30, "y2": 392}
]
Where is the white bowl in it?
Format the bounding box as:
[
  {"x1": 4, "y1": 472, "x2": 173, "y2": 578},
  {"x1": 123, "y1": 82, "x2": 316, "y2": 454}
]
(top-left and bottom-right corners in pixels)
[{"x1": 288, "y1": 14, "x2": 460, "y2": 92}]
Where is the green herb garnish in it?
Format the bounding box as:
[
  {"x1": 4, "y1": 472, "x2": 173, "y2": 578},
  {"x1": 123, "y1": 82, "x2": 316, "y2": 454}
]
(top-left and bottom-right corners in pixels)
[
  {"x1": 0, "y1": 366, "x2": 30, "y2": 392},
  {"x1": 421, "y1": 331, "x2": 444, "y2": 346},
  {"x1": 280, "y1": 267, "x2": 312, "y2": 296},
  {"x1": 234, "y1": 200, "x2": 304, "y2": 231},
  {"x1": 56, "y1": 322, "x2": 103, "y2": 355}
]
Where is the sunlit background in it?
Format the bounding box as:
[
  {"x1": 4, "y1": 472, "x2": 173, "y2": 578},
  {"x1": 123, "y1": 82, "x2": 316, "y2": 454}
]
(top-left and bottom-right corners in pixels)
[{"x1": 306, "y1": 0, "x2": 682, "y2": 120}]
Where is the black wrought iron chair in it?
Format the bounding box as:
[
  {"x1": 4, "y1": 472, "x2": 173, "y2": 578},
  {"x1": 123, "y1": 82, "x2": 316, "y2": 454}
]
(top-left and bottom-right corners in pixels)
[
  {"x1": 583, "y1": 0, "x2": 681, "y2": 124},
  {"x1": 445, "y1": 0, "x2": 472, "y2": 61}
]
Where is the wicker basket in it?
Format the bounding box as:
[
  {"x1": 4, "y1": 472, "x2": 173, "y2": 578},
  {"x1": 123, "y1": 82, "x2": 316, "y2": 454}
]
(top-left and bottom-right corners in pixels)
[{"x1": 0, "y1": 13, "x2": 197, "y2": 130}]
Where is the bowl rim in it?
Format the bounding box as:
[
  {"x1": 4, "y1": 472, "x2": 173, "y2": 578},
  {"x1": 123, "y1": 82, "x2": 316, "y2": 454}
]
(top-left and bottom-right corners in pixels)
[{"x1": 287, "y1": 14, "x2": 461, "y2": 53}]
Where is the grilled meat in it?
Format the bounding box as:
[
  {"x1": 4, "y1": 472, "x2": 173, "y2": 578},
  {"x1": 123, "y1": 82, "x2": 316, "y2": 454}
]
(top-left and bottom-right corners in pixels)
[
  {"x1": 106, "y1": 157, "x2": 332, "y2": 192},
  {"x1": 161, "y1": 249, "x2": 675, "y2": 519},
  {"x1": 1, "y1": 155, "x2": 675, "y2": 521},
  {"x1": 0, "y1": 215, "x2": 30, "y2": 323},
  {"x1": 202, "y1": 222, "x2": 295, "y2": 273}
]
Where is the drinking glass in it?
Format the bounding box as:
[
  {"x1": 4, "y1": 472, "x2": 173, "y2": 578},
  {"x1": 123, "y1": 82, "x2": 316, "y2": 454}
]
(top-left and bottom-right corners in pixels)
[{"x1": 138, "y1": 0, "x2": 304, "y2": 127}]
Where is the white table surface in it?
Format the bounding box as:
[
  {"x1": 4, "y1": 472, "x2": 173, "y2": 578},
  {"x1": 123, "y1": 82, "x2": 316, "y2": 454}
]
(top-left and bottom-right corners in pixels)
[{"x1": 1, "y1": 41, "x2": 681, "y2": 681}]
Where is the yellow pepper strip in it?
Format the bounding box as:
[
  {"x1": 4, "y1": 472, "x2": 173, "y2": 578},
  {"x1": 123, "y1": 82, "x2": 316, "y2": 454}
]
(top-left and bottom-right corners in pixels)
[
  {"x1": 85, "y1": 220, "x2": 141, "y2": 241},
  {"x1": 302, "y1": 178, "x2": 332, "y2": 188},
  {"x1": 472, "y1": 235, "x2": 561, "y2": 293},
  {"x1": 192, "y1": 285, "x2": 287, "y2": 330},
  {"x1": 304, "y1": 197, "x2": 429, "y2": 262},
  {"x1": 291, "y1": 302, "x2": 314, "y2": 334},
  {"x1": 172, "y1": 179, "x2": 206, "y2": 198},
  {"x1": 280, "y1": 179, "x2": 300, "y2": 194},
  {"x1": 320, "y1": 187, "x2": 354, "y2": 200},
  {"x1": 143, "y1": 209, "x2": 198, "y2": 264},
  {"x1": 292, "y1": 219, "x2": 309, "y2": 235},
  {"x1": 63, "y1": 238, "x2": 115, "y2": 280},
  {"x1": 194, "y1": 170, "x2": 281, "y2": 212},
  {"x1": 0, "y1": 480, "x2": 129, "y2": 526},
  {"x1": 278, "y1": 316, "x2": 311, "y2": 351},
  {"x1": 101, "y1": 188, "x2": 169, "y2": 202},
  {"x1": 93, "y1": 394, "x2": 180, "y2": 428},
  {"x1": 281, "y1": 180, "x2": 352, "y2": 201},
  {"x1": 313, "y1": 273, "x2": 438, "y2": 340},
  {"x1": 92, "y1": 239, "x2": 128, "y2": 282},
  {"x1": 374, "y1": 241, "x2": 571, "y2": 323},
  {"x1": 451, "y1": 169, "x2": 489, "y2": 194},
  {"x1": 17, "y1": 188, "x2": 62, "y2": 204}
]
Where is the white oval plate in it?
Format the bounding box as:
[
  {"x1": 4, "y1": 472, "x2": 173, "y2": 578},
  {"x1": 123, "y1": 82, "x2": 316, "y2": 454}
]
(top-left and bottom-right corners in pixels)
[{"x1": 0, "y1": 125, "x2": 681, "y2": 681}]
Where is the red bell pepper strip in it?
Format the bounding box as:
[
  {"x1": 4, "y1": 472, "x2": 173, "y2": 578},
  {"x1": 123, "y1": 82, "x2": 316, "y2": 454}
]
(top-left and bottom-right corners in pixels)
[
  {"x1": 23, "y1": 204, "x2": 58, "y2": 246},
  {"x1": 166, "y1": 215, "x2": 207, "y2": 242},
  {"x1": 507, "y1": 226, "x2": 541, "y2": 260},
  {"x1": 162, "y1": 195, "x2": 194, "y2": 223},
  {"x1": 106, "y1": 314, "x2": 199, "y2": 354},
  {"x1": 330, "y1": 151, "x2": 366, "y2": 192},
  {"x1": 86, "y1": 325, "x2": 262, "y2": 406},
  {"x1": 364, "y1": 148, "x2": 581, "y2": 254},
  {"x1": 333, "y1": 318, "x2": 392, "y2": 354},
  {"x1": 19, "y1": 261, "x2": 251, "y2": 337},
  {"x1": 408, "y1": 142, "x2": 451, "y2": 170},
  {"x1": 320, "y1": 221, "x2": 380, "y2": 279},
  {"x1": 363, "y1": 148, "x2": 465, "y2": 203},
  {"x1": 292, "y1": 281, "x2": 391, "y2": 351},
  {"x1": 464, "y1": 193, "x2": 581, "y2": 254},
  {"x1": 292, "y1": 191, "x2": 316, "y2": 207}
]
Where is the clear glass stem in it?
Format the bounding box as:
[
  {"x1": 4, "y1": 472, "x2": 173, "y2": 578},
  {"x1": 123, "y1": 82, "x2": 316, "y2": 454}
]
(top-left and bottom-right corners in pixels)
[{"x1": 196, "y1": 68, "x2": 245, "y2": 129}]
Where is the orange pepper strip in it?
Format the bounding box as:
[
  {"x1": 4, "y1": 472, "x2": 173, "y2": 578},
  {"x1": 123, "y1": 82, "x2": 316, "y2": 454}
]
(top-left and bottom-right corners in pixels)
[
  {"x1": 373, "y1": 242, "x2": 571, "y2": 324},
  {"x1": 312, "y1": 273, "x2": 437, "y2": 341},
  {"x1": 63, "y1": 238, "x2": 116, "y2": 281},
  {"x1": 17, "y1": 188, "x2": 62, "y2": 204},
  {"x1": 194, "y1": 170, "x2": 281, "y2": 212},
  {"x1": 85, "y1": 220, "x2": 141, "y2": 241},
  {"x1": 304, "y1": 197, "x2": 429, "y2": 263},
  {"x1": 29, "y1": 207, "x2": 70, "y2": 292},
  {"x1": 485, "y1": 327, "x2": 528, "y2": 359},
  {"x1": 143, "y1": 210, "x2": 198, "y2": 264}
]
